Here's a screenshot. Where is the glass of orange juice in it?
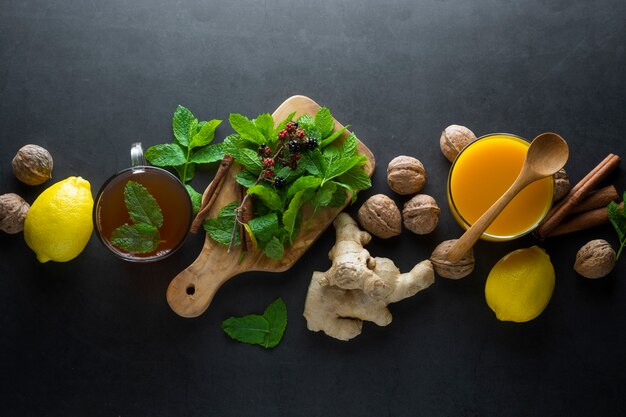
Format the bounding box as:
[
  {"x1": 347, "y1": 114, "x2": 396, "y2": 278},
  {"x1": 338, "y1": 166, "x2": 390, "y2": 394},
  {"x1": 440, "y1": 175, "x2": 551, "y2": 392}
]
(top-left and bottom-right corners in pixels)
[{"x1": 447, "y1": 133, "x2": 554, "y2": 241}]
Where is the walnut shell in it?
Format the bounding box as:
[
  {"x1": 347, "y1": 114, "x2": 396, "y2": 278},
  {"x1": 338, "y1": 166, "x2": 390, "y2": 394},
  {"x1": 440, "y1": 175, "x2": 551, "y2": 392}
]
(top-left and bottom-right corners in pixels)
[
  {"x1": 0, "y1": 193, "x2": 30, "y2": 234},
  {"x1": 574, "y1": 239, "x2": 616, "y2": 279},
  {"x1": 387, "y1": 156, "x2": 426, "y2": 195},
  {"x1": 553, "y1": 168, "x2": 570, "y2": 202},
  {"x1": 357, "y1": 194, "x2": 402, "y2": 239},
  {"x1": 430, "y1": 239, "x2": 475, "y2": 279},
  {"x1": 403, "y1": 194, "x2": 440, "y2": 235},
  {"x1": 12, "y1": 144, "x2": 53, "y2": 185},
  {"x1": 440, "y1": 125, "x2": 477, "y2": 162}
]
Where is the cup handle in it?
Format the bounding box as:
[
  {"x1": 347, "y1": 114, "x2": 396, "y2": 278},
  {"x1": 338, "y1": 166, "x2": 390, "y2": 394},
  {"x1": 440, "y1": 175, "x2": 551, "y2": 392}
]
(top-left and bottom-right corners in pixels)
[{"x1": 131, "y1": 142, "x2": 146, "y2": 169}]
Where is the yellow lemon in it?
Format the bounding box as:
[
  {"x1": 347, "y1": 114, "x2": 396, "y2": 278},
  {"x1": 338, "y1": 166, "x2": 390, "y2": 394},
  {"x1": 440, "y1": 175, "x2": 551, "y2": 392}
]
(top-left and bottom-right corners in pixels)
[
  {"x1": 24, "y1": 176, "x2": 94, "y2": 263},
  {"x1": 485, "y1": 246, "x2": 555, "y2": 322}
]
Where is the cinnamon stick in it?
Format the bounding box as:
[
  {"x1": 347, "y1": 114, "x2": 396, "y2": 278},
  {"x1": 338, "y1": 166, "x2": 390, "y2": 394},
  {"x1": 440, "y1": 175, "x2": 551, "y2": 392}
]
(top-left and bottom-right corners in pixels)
[
  {"x1": 570, "y1": 185, "x2": 619, "y2": 214},
  {"x1": 189, "y1": 155, "x2": 234, "y2": 233},
  {"x1": 535, "y1": 154, "x2": 621, "y2": 239},
  {"x1": 546, "y1": 202, "x2": 623, "y2": 238},
  {"x1": 238, "y1": 184, "x2": 254, "y2": 252}
]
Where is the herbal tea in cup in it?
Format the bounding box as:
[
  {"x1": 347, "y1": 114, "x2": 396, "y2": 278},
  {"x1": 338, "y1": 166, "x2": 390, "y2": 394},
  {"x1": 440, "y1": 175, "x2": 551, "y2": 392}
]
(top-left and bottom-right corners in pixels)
[
  {"x1": 93, "y1": 143, "x2": 192, "y2": 262},
  {"x1": 447, "y1": 133, "x2": 554, "y2": 241}
]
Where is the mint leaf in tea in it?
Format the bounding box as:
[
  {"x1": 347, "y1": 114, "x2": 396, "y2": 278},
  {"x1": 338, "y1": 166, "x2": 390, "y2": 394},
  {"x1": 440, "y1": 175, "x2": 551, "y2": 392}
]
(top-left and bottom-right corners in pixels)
[{"x1": 111, "y1": 223, "x2": 161, "y2": 253}]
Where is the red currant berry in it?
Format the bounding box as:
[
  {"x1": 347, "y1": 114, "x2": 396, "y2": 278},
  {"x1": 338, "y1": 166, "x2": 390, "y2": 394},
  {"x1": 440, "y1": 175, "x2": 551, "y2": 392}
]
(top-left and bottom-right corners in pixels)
[
  {"x1": 278, "y1": 129, "x2": 289, "y2": 140},
  {"x1": 263, "y1": 146, "x2": 272, "y2": 156},
  {"x1": 295, "y1": 129, "x2": 306, "y2": 139},
  {"x1": 264, "y1": 168, "x2": 275, "y2": 178},
  {"x1": 285, "y1": 121, "x2": 297, "y2": 133},
  {"x1": 263, "y1": 158, "x2": 275, "y2": 167}
]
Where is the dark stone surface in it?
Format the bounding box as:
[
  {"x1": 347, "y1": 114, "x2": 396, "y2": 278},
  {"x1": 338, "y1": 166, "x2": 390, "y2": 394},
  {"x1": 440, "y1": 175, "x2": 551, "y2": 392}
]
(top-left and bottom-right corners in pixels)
[{"x1": 1, "y1": 1, "x2": 625, "y2": 415}]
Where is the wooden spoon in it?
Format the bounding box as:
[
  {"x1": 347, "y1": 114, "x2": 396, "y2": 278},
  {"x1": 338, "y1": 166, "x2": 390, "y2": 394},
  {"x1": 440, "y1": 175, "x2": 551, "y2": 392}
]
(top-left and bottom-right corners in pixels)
[{"x1": 446, "y1": 133, "x2": 569, "y2": 263}]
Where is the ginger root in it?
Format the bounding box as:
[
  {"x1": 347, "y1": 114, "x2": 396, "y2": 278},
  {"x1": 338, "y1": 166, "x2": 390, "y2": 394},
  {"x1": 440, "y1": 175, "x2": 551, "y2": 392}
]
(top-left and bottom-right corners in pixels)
[{"x1": 303, "y1": 213, "x2": 434, "y2": 341}]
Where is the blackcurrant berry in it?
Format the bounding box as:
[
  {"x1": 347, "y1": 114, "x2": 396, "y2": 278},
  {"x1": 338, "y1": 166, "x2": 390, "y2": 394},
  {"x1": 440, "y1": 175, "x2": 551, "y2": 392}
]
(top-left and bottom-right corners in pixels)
[
  {"x1": 288, "y1": 140, "x2": 300, "y2": 153},
  {"x1": 257, "y1": 144, "x2": 267, "y2": 155},
  {"x1": 307, "y1": 137, "x2": 318, "y2": 150},
  {"x1": 274, "y1": 176, "x2": 286, "y2": 188}
]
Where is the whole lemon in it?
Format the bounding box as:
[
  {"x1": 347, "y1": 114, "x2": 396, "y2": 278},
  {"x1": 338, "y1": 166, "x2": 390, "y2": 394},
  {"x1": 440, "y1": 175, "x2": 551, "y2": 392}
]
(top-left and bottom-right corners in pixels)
[
  {"x1": 485, "y1": 246, "x2": 555, "y2": 323},
  {"x1": 24, "y1": 176, "x2": 94, "y2": 263}
]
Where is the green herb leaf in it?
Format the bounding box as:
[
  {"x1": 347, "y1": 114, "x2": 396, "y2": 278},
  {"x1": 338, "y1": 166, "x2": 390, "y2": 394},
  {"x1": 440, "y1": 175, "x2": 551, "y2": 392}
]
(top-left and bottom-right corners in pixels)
[
  {"x1": 324, "y1": 156, "x2": 362, "y2": 181},
  {"x1": 248, "y1": 212, "x2": 279, "y2": 244},
  {"x1": 283, "y1": 190, "x2": 304, "y2": 244},
  {"x1": 297, "y1": 114, "x2": 315, "y2": 129},
  {"x1": 124, "y1": 181, "x2": 163, "y2": 228},
  {"x1": 174, "y1": 163, "x2": 195, "y2": 183},
  {"x1": 145, "y1": 143, "x2": 187, "y2": 167},
  {"x1": 222, "y1": 314, "x2": 269, "y2": 346},
  {"x1": 189, "y1": 143, "x2": 225, "y2": 164},
  {"x1": 302, "y1": 148, "x2": 326, "y2": 177},
  {"x1": 172, "y1": 105, "x2": 195, "y2": 146},
  {"x1": 287, "y1": 176, "x2": 322, "y2": 199},
  {"x1": 204, "y1": 217, "x2": 239, "y2": 246},
  {"x1": 190, "y1": 119, "x2": 221, "y2": 149},
  {"x1": 608, "y1": 199, "x2": 626, "y2": 259},
  {"x1": 320, "y1": 125, "x2": 349, "y2": 147},
  {"x1": 111, "y1": 223, "x2": 161, "y2": 254},
  {"x1": 235, "y1": 170, "x2": 258, "y2": 188},
  {"x1": 222, "y1": 134, "x2": 247, "y2": 159},
  {"x1": 237, "y1": 148, "x2": 264, "y2": 175},
  {"x1": 217, "y1": 202, "x2": 239, "y2": 219},
  {"x1": 229, "y1": 113, "x2": 265, "y2": 144},
  {"x1": 263, "y1": 297, "x2": 287, "y2": 347},
  {"x1": 315, "y1": 106, "x2": 335, "y2": 138},
  {"x1": 263, "y1": 237, "x2": 285, "y2": 260},
  {"x1": 185, "y1": 184, "x2": 203, "y2": 216},
  {"x1": 275, "y1": 164, "x2": 306, "y2": 184},
  {"x1": 329, "y1": 184, "x2": 348, "y2": 207},
  {"x1": 311, "y1": 181, "x2": 337, "y2": 212},
  {"x1": 247, "y1": 184, "x2": 283, "y2": 211},
  {"x1": 273, "y1": 111, "x2": 297, "y2": 136},
  {"x1": 341, "y1": 133, "x2": 359, "y2": 157},
  {"x1": 337, "y1": 165, "x2": 372, "y2": 191},
  {"x1": 254, "y1": 113, "x2": 274, "y2": 141}
]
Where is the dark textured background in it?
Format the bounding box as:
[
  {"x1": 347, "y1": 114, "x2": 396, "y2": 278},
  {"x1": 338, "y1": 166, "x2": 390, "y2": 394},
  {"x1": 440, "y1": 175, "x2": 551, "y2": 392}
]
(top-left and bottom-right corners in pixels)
[{"x1": 1, "y1": 1, "x2": 625, "y2": 416}]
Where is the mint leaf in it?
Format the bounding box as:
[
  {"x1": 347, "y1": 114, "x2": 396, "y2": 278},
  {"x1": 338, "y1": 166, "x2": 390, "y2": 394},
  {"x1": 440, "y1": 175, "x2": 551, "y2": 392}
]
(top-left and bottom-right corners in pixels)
[
  {"x1": 254, "y1": 113, "x2": 274, "y2": 141},
  {"x1": 235, "y1": 170, "x2": 258, "y2": 188},
  {"x1": 229, "y1": 113, "x2": 265, "y2": 144},
  {"x1": 185, "y1": 184, "x2": 203, "y2": 216},
  {"x1": 263, "y1": 237, "x2": 284, "y2": 260},
  {"x1": 273, "y1": 111, "x2": 297, "y2": 136},
  {"x1": 111, "y1": 223, "x2": 161, "y2": 253},
  {"x1": 329, "y1": 185, "x2": 348, "y2": 207},
  {"x1": 172, "y1": 105, "x2": 195, "y2": 146},
  {"x1": 324, "y1": 156, "x2": 362, "y2": 181},
  {"x1": 145, "y1": 143, "x2": 186, "y2": 167},
  {"x1": 204, "y1": 218, "x2": 239, "y2": 246},
  {"x1": 315, "y1": 107, "x2": 334, "y2": 138},
  {"x1": 217, "y1": 202, "x2": 239, "y2": 219},
  {"x1": 297, "y1": 114, "x2": 315, "y2": 129},
  {"x1": 337, "y1": 165, "x2": 372, "y2": 191},
  {"x1": 275, "y1": 164, "x2": 306, "y2": 184},
  {"x1": 263, "y1": 297, "x2": 287, "y2": 347},
  {"x1": 320, "y1": 125, "x2": 349, "y2": 147},
  {"x1": 283, "y1": 190, "x2": 304, "y2": 244},
  {"x1": 188, "y1": 118, "x2": 199, "y2": 145},
  {"x1": 340, "y1": 133, "x2": 358, "y2": 157},
  {"x1": 302, "y1": 148, "x2": 326, "y2": 177},
  {"x1": 190, "y1": 119, "x2": 221, "y2": 149},
  {"x1": 189, "y1": 143, "x2": 225, "y2": 164},
  {"x1": 247, "y1": 184, "x2": 283, "y2": 211},
  {"x1": 222, "y1": 314, "x2": 269, "y2": 346},
  {"x1": 222, "y1": 134, "x2": 247, "y2": 159},
  {"x1": 174, "y1": 163, "x2": 195, "y2": 183},
  {"x1": 248, "y1": 212, "x2": 279, "y2": 243},
  {"x1": 124, "y1": 181, "x2": 163, "y2": 228},
  {"x1": 237, "y1": 148, "x2": 264, "y2": 175},
  {"x1": 311, "y1": 181, "x2": 337, "y2": 212},
  {"x1": 287, "y1": 176, "x2": 322, "y2": 199},
  {"x1": 608, "y1": 199, "x2": 626, "y2": 259}
]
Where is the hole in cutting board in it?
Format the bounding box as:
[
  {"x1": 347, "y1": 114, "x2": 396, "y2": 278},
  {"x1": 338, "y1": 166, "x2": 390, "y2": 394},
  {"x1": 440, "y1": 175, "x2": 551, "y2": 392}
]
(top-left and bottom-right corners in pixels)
[{"x1": 186, "y1": 285, "x2": 195, "y2": 295}]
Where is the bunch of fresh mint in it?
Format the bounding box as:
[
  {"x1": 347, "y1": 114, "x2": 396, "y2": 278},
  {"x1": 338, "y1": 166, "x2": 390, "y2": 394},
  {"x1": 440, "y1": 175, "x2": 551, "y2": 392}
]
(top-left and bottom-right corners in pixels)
[
  {"x1": 204, "y1": 106, "x2": 372, "y2": 260},
  {"x1": 145, "y1": 105, "x2": 224, "y2": 214},
  {"x1": 111, "y1": 181, "x2": 164, "y2": 253}
]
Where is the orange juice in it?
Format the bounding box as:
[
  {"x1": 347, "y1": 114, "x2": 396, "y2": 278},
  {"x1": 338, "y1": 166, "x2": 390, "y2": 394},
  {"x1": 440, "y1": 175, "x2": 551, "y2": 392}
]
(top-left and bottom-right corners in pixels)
[{"x1": 447, "y1": 134, "x2": 553, "y2": 240}]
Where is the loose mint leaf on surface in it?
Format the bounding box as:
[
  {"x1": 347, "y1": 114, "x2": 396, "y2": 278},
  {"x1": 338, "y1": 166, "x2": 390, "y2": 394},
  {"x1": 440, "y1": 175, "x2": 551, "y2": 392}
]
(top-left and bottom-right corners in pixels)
[
  {"x1": 263, "y1": 237, "x2": 284, "y2": 261},
  {"x1": 189, "y1": 143, "x2": 225, "y2": 164},
  {"x1": 235, "y1": 170, "x2": 258, "y2": 187},
  {"x1": 283, "y1": 190, "x2": 304, "y2": 244},
  {"x1": 287, "y1": 176, "x2": 322, "y2": 199},
  {"x1": 174, "y1": 163, "x2": 195, "y2": 183},
  {"x1": 145, "y1": 143, "x2": 187, "y2": 167},
  {"x1": 248, "y1": 213, "x2": 279, "y2": 243},
  {"x1": 173, "y1": 105, "x2": 195, "y2": 146},
  {"x1": 273, "y1": 111, "x2": 297, "y2": 136},
  {"x1": 237, "y1": 148, "x2": 264, "y2": 175},
  {"x1": 337, "y1": 165, "x2": 372, "y2": 191},
  {"x1": 222, "y1": 314, "x2": 269, "y2": 346},
  {"x1": 185, "y1": 184, "x2": 203, "y2": 216},
  {"x1": 315, "y1": 106, "x2": 334, "y2": 138},
  {"x1": 263, "y1": 297, "x2": 287, "y2": 347},
  {"x1": 254, "y1": 113, "x2": 274, "y2": 141},
  {"x1": 188, "y1": 118, "x2": 199, "y2": 145},
  {"x1": 111, "y1": 223, "x2": 161, "y2": 254},
  {"x1": 229, "y1": 113, "x2": 265, "y2": 144},
  {"x1": 247, "y1": 184, "x2": 283, "y2": 211},
  {"x1": 124, "y1": 181, "x2": 163, "y2": 228},
  {"x1": 190, "y1": 119, "x2": 221, "y2": 149},
  {"x1": 320, "y1": 125, "x2": 349, "y2": 147}
]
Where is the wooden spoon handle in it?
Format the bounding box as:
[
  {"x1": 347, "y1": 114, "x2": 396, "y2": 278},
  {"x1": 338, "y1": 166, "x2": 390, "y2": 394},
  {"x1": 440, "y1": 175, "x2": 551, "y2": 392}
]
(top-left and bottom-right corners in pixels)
[
  {"x1": 166, "y1": 255, "x2": 237, "y2": 318},
  {"x1": 446, "y1": 177, "x2": 531, "y2": 263}
]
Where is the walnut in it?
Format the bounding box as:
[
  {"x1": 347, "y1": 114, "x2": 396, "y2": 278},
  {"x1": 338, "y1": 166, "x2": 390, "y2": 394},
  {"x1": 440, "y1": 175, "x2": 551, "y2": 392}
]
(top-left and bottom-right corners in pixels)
[
  {"x1": 12, "y1": 144, "x2": 53, "y2": 185},
  {"x1": 440, "y1": 125, "x2": 477, "y2": 162},
  {"x1": 553, "y1": 168, "x2": 570, "y2": 201},
  {"x1": 357, "y1": 194, "x2": 402, "y2": 239},
  {"x1": 429, "y1": 239, "x2": 474, "y2": 279},
  {"x1": 0, "y1": 193, "x2": 30, "y2": 234},
  {"x1": 402, "y1": 194, "x2": 440, "y2": 235},
  {"x1": 574, "y1": 239, "x2": 616, "y2": 279},
  {"x1": 387, "y1": 156, "x2": 426, "y2": 195}
]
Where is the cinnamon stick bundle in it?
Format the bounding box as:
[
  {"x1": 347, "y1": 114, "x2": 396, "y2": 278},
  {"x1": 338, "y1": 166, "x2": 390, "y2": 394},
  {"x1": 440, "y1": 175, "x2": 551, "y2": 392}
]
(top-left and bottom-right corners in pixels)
[
  {"x1": 189, "y1": 155, "x2": 234, "y2": 234},
  {"x1": 545, "y1": 202, "x2": 623, "y2": 238}
]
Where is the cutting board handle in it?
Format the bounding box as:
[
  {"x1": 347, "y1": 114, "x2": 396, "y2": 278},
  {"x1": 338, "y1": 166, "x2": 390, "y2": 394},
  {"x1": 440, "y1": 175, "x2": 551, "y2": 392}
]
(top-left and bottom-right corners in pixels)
[{"x1": 166, "y1": 254, "x2": 236, "y2": 318}]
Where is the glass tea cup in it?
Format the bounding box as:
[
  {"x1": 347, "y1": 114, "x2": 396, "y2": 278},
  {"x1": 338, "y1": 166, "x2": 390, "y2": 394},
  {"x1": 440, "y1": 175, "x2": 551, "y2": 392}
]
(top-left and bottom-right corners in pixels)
[
  {"x1": 93, "y1": 143, "x2": 192, "y2": 262},
  {"x1": 447, "y1": 133, "x2": 554, "y2": 241}
]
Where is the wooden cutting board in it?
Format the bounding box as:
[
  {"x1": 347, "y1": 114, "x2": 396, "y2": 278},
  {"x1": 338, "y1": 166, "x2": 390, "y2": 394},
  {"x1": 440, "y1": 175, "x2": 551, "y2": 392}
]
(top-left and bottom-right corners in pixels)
[{"x1": 167, "y1": 95, "x2": 376, "y2": 318}]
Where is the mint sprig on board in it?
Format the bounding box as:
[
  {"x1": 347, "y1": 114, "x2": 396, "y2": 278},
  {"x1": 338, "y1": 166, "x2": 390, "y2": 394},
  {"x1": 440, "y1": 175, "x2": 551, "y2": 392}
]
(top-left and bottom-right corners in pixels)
[
  {"x1": 145, "y1": 105, "x2": 224, "y2": 214},
  {"x1": 205, "y1": 106, "x2": 371, "y2": 260},
  {"x1": 221, "y1": 298, "x2": 287, "y2": 348},
  {"x1": 608, "y1": 193, "x2": 626, "y2": 259},
  {"x1": 111, "y1": 181, "x2": 163, "y2": 253}
]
